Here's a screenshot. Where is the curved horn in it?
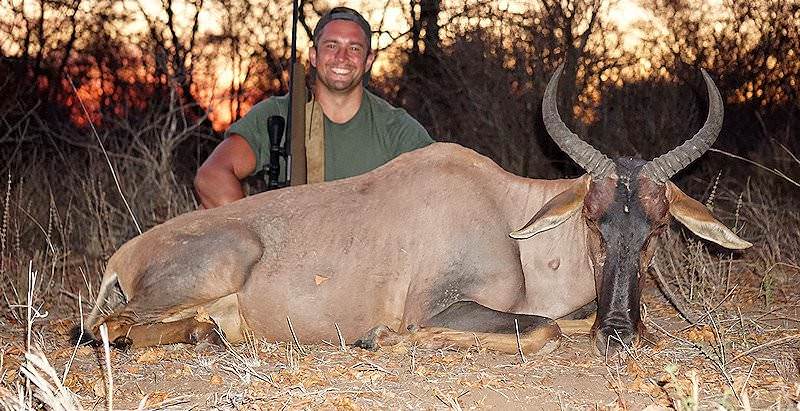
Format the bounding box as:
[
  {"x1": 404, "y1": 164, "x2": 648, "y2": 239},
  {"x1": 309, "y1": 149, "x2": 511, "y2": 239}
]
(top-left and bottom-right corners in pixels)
[
  {"x1": 543, "y1": 64, "x2": 615, "y2": 180},
  {"x1": 641, "y1": 69, "x2": 724, "y2": 184}
]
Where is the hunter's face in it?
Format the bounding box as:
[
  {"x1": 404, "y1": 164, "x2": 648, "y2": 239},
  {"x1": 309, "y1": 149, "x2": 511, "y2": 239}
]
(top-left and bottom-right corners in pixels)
[{"x1": 310, "y1": 20, "x2": 374, "y2": 93}]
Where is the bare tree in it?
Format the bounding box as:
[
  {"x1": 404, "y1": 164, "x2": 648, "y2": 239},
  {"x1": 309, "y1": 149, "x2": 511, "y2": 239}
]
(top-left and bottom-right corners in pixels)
[
  {"x1": 643, "y1": 0, "x2": 799, "y2": 107},
  {"x1": 639, "y1": 0, "x2": 800, "y2": 155},
  {"x1": 382, "y1": 0, "x2": 628, "y2": 177}
]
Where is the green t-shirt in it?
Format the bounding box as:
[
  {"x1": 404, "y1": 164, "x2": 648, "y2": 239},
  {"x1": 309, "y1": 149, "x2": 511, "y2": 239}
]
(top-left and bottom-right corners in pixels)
[{"x1": 226, "y1": 90, "x2": 433, "y2": 182}]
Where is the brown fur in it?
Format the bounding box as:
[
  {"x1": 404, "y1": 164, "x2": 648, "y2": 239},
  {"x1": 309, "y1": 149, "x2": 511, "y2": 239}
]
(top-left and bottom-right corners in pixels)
[
  {"x1": 83, "y1": 143, "x2": 596, "y2": 352},
  {"x1": 80, "y1": 142, "x2": 749, "y2": 355}
]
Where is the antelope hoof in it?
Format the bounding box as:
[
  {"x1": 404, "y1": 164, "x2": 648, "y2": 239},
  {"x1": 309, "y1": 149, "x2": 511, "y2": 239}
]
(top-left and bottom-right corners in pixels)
[
  {"x1": 69, "y1": 326, "x2": 99, "y2": 347},
  {"x1": 112, "y1": 336, "x2": 133, "y2": 351},
  {"x1": 353, "y1": 324, "x2": 396, "y2": 351},
  {"x1": 189, "y1": 322, "x2": 224, "y2": 346}
]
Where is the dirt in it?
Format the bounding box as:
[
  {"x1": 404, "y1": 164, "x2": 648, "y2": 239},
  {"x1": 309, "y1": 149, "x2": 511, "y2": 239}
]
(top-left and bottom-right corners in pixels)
[{"x1": 1, "y1": 285, "x2": 799, "y2": 410}]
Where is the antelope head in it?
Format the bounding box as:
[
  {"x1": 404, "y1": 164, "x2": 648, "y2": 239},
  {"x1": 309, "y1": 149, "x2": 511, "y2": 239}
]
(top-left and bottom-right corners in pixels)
[{"x1": 511, "y1": 64, "x2": 751, "y2": 355}]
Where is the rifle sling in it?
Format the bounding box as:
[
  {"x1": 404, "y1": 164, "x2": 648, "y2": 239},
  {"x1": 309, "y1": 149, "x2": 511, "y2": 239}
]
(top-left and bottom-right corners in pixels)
[{"x1": 305, "y1": 99, "x2": 325, "y2": 184}]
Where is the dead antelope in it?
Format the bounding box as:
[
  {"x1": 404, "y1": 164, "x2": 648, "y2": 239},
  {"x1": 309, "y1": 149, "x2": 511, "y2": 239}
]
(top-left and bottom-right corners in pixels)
[{"x1": 75, "y1": 64, "x2": 750, "y2": 356}]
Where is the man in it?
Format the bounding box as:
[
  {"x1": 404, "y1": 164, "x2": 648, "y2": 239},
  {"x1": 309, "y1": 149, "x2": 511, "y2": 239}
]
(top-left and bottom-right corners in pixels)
[{"x1": 195, "y1": 6, "x2": 433, "y2": 208}]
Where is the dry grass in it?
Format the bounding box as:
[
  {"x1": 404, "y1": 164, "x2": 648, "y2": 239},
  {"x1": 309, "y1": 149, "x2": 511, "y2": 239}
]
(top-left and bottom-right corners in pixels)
[
  {"x1": 2, "y1": 178, "x2": 799, "y2": 410},
  {"x1": 0, "y1": 100, "x2": 209, "y2": 409},
  {"x1": 644, "y1": 166, "x2": 800, "y2": 409}
]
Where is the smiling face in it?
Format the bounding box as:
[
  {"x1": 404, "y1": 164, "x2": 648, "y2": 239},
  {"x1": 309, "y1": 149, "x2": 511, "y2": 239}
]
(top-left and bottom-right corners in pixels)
[{"x1": 310, "y1": 20, "x2": 375, "y2": 94}]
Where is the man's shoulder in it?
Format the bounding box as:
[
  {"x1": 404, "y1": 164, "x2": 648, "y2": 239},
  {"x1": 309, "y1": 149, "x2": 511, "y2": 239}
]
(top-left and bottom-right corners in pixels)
[
  {"x1": 363, "y1": 90, "x2": 415, "y2": 124},
  {"x1": 248, "y1": 94, "x2": 289, "y2": 116},
  {"x1": 225, "y1": 95, "x2": 288, "y2": 133},
  {"x1": 364, "y1": 90, "x2": 403, "y2": 114},
  {"x1": 362, "y1": 90, "x2": 433, "y2": 149}
]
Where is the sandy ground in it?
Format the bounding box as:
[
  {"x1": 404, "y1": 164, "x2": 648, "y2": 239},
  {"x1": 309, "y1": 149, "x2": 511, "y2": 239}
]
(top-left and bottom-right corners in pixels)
[{"x1": 1, "y1": 283, "x2": 799, "y2": 410}]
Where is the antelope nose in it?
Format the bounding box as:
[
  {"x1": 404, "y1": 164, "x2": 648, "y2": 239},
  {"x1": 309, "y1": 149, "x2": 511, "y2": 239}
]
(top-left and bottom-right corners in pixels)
[{"x1": 594, "y1": 318, "x2": 638, "y2": 356}]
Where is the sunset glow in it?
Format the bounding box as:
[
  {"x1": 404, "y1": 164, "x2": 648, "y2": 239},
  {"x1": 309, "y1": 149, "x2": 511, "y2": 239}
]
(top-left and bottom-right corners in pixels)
[
  {"x1": 4, "y1": 0, "x2": 795, "y2": 131},
  {"x1": 607, "y1": 0, "x2": 651, "y2": 49},
  {"x1": 198, "y1": 0, "x2": 657, "y2": 129},
  {"x1": 0, "y1": 0, "x2": 659, "y2": 131}
]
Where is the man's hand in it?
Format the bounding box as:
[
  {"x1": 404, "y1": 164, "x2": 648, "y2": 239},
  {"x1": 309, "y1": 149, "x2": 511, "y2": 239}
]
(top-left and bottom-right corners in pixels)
[{"x1": 194, "y1": 134, "x2": 257, "y2": 209}]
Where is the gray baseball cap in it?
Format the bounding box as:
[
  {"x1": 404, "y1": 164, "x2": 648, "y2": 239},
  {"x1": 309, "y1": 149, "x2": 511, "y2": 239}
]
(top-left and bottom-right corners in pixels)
[{"x1": 313, "y1": 7, "x2": 372, "y2": 50}]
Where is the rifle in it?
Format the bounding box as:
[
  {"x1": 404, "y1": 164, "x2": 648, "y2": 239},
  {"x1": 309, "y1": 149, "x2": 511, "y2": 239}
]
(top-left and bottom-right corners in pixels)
[
  {"x1": 266, "y1": 116, "x2": 285, "y2": 190},
  {"x1": 266, "y1": 0, "x2": 307, "y2": 189}
]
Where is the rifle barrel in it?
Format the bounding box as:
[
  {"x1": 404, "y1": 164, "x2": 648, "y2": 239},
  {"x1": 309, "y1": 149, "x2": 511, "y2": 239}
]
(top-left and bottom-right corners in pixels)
[{"x1": 285, "y1": 0, "x2": 299, "y2": 185}]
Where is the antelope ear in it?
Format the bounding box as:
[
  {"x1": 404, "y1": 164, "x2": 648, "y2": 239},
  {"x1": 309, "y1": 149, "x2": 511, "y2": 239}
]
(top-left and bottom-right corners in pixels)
[
  {"x1": 510, "y1": 175, "x2": 591, "y2": 239},
  {"x1": 665, "y1": 182, "x2": 752, "y2": 249}
]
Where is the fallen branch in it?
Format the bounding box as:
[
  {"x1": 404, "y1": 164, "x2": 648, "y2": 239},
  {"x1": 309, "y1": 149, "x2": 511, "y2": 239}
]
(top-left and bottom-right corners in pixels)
[{"x1": 731, "y1": 334, "x2": 800, "y2": 363}]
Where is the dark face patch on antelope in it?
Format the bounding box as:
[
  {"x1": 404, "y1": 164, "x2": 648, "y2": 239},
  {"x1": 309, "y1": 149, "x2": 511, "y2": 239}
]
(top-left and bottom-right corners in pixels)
[
  {"x1": 586, "y1": 157, "x2": 667, "y2": 353},
  {"x1": 538, "y1": 64, "x2": 743, "y2": 356}
]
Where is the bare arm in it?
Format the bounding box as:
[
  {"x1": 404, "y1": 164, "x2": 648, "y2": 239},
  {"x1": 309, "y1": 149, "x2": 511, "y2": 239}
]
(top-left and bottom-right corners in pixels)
[{"x1": 194, "y1": 134, "x2": 257, "y2": 209}]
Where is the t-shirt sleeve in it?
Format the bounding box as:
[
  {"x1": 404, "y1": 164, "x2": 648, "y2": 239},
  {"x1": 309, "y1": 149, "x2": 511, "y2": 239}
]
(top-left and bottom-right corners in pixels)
[
  {"x1": 386, "y1": 110, "x2": 434, "y2": 157},
  {"x1": 225, "y1": 98, "x2": 284, "y2": 176}
]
